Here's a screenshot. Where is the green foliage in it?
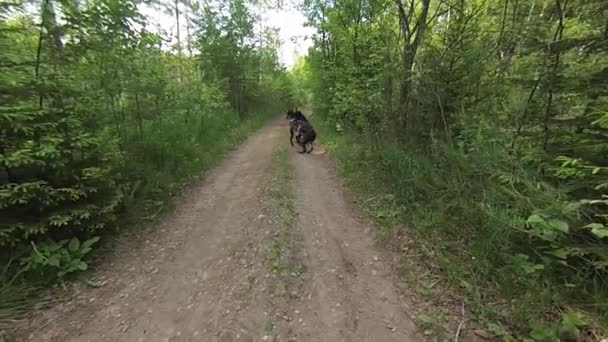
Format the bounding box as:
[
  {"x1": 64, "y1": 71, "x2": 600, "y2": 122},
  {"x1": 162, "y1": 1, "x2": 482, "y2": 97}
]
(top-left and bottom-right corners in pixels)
[
  {"x1": 1, "y1": 0, "x2": 293, "y2": 324},
  {"x1": 524, "y1": 312, "x2": 589, "y2": 342},
  {"x1": 0, "y1": 108, "x2": 124, "y2": 246},
  {"x1": 0, "y1": 260, "x2": 39, "y2": 330},
  {"x1": 319, "y1": 121, "x2": 607, "y2": 334},
  {"x1": 20, "y1": 237, "x2": 99, "y2": 279},
  {"x1": 1, "y1": 0, "x2": 291, "y2": 246},
  {"x1": 303, "y1": 0, "x2": 608, "y2": 331}
]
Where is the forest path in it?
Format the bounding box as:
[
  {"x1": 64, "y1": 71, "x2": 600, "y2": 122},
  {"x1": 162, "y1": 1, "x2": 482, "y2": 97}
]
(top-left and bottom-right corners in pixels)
[{"x1": 17, "y1": 117, "x2": 426, "y2": 342}]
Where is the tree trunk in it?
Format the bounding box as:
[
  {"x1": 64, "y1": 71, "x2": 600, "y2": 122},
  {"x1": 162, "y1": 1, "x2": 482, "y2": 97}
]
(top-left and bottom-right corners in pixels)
[
  {"x1": 184, "y1": 0, "x2": 192, "y2": 56},
  {"x1": 542, "y1": 0, "x2": 566, "y2": 151},
  {"x1": 175, "y1": 0, "x2": 181, "y2": 55},
  {"x1": 35, "y1": 0, "x2": 49, "y2": 109},
  {"x1": 135, "y1": 92, "x2": 143, "y2": 139},
  {"x1": 394, "y1": 0, "x2": 431, "y2": 132}
]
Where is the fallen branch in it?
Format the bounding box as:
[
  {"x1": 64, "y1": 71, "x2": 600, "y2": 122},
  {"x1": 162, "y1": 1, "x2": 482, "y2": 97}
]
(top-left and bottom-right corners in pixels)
[{"x1": 454, "y1": 301, "x2": 466, "y2": 342}]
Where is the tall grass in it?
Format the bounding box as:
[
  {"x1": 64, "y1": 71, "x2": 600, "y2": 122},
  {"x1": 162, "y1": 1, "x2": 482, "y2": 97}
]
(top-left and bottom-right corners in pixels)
[
  {"x1": 318, "y1": 121, "x2": 608, "y2": 336},
  {"x1": 0, "y1": 261, "x2": 39, "y2": 332},
  {"x1": 121, "y1": 107, "x2": 279, "y2": 219}
]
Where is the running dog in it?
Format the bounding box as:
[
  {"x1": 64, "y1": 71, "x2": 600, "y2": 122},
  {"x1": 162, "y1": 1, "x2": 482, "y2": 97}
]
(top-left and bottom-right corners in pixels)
[
  {"x1": 294, "y1": 120, "x2": 317, "y2": 153},
  {"x1": 286, "y1": 109, "x2": 316, "y2": 153}
]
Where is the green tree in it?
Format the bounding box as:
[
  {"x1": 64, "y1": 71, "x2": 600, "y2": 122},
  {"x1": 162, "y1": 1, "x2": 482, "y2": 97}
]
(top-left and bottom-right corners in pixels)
[
  {"x1": 1, "y1": 0, "x2": 291, "y2": 279},
  {"x1": 302, "y1": 0, "x2": 608, "y2": 333}
]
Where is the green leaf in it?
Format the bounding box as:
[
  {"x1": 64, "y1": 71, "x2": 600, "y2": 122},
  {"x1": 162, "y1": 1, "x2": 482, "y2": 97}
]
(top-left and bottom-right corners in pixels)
[
  {"x1": 560, "y1": 312, "x2": 586, "y2": 340},
  {"x1": 549, "y1": 248, "x2": 571, "y2": 260},
  {"x1": 76, "y1": 261, "x2": 88, "y2": 271},
  {"x1": 548, "y1": 219, "x2": 569, "y2": 233},
  {"x1": 81, "y1": 236, "x2": 100, "y2": 249},
  {"x1": 47, "y1": 255, "x2": 61, "y2": 267},
  {"x1": 594, "y1": 182, "x2": 608, "y2": 190},
  {"x1": 561, "y1": 312, "x2": 586, "y2": 328},
  {"x1": 528, "y1": 321, "x2": 558, "y2": 341},
  {"x1": 584, "y1": 223, "x2": 608, "y2": 238},
  {"x1": 79, "y1": 247, "x2": 93, "y2": 256},
  {"x1": 416, "y1": 314, "x2": 434, "y2": 325},
  {"x1": 527, "y1": 214, "x2": 545, "y2": 225},
  {"x1": 68, "y1": 237, "x2": 80, "y2": 252}
]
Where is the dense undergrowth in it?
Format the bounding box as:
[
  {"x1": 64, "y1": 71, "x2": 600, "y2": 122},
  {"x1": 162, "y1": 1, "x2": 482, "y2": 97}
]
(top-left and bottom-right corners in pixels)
[
  {"x1": 318, "y1": 121, "x2": 607, "y2": 339},
  {"x1": 299, "y1": 0, "x2": 608, "y2": 338}
]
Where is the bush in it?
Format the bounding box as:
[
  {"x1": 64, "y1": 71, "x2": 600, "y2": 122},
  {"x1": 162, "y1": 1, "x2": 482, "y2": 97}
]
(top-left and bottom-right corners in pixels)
[
  {"x1": 0, "y1": 108, "x2": 124, "y2": 247},
  {"x1": 20, "y1": 237, "x2": 99, "y2": 280},
  {"x1": 320, "y1": 121, "x2": 608, "y2": 331}
]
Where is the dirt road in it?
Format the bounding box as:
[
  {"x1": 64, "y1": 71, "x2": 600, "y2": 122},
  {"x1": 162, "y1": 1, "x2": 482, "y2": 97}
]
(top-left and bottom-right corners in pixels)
[{"x1": 16, "y1": 118, "x2": 425, "y2": 342}]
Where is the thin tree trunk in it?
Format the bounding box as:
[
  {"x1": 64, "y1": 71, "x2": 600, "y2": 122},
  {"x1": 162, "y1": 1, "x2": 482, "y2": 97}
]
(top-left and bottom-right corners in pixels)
[
  {"x1": 511, "y1": 76, "x2": 541, "y2": 153},
  {"x1": 175, "y1": 0, "x2": 181, "y2": 55},
  {"x1": 353, "y1": 0, "x2": 362, "y2": 67},
  {"x1": 184, "y1": 0, "x2": 192, "y2": 56},
  {"x1": 394, "y1": 0, "x2": 431, "y2": 132},
  {"x1": 497, "y1": 0, "x2": 510, "y2": 51},
  {"x1": 542, "y1": 0, "x2": 566, "y2": 151},
  {"x1": 0, "y1": 142, "x2": 16, "y2": 183},
  {"x1": 35, "y1": 0, "x2": 51, "y2": 109},
  {"x1": 527, "y1": 1, "x2": 536, "y2": 22},
  {"x1": 135, "y1": 92, "x2": 143, "y2": 139},
  {"x1": 110, "y1": 94, "x2": 121, "y2": 136}
]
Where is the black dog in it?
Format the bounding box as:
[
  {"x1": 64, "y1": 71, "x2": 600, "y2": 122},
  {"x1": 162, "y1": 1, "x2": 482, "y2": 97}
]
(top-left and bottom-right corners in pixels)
[
  {"x1": 286, "y1": 109, "x2": 316, "y2": 153},
  {"x1": 286, "y1": 108, "x2": 308, "y2": 122},
  {"x1": 295, "y1": 120, "x2": 316, "y2": 153},
  {"x1": 286, "y1": 109, "x2": 308, "y2": 147}
]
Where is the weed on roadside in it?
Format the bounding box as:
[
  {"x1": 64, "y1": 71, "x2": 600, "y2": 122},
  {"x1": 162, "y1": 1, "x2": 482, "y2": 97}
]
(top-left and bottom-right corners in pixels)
[
  {"x1": 316, "y1": 121, "x2": 608, "y2": 340},
  {"x1": 264, "y1": 147, "x2": 304, "y2": 278}
]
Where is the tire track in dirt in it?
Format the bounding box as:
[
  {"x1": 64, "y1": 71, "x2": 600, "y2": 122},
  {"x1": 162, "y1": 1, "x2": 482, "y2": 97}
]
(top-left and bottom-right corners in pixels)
[{"x1": 271, "y1": 149, "x2": 425, "y2": 342}]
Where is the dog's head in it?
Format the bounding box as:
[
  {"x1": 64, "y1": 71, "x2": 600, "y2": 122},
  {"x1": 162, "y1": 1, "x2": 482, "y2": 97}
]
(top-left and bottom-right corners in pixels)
[{"x1": 286, "y1": 109, "x2": 295, "y2": 120}]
